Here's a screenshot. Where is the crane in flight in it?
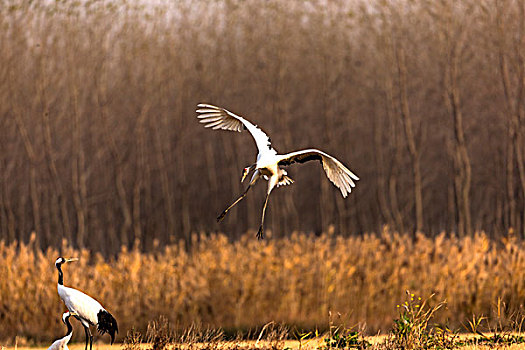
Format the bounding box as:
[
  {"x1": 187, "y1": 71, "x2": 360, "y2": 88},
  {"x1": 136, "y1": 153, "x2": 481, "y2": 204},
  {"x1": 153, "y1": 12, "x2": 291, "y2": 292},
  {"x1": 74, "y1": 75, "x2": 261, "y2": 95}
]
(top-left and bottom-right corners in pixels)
[{"x1": 196, "y1": 104, "x2": 359, "y2": 239}]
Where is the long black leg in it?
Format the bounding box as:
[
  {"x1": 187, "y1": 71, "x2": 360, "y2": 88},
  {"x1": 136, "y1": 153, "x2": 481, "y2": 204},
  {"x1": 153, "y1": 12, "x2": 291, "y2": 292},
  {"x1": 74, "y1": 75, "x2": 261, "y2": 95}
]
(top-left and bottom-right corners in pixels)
[
  {"x1": 256, "y1": 193, "x2": 271, "y2": 240},
  {"x1": 88, "y1": 327, "x2": 93, "y2": 350},
  {"x1": 217, "y1": 184, "x2": 254, "y2": 222},
  {"x1": 83, "y1": 326, "x2": 90, "y2": 350}
]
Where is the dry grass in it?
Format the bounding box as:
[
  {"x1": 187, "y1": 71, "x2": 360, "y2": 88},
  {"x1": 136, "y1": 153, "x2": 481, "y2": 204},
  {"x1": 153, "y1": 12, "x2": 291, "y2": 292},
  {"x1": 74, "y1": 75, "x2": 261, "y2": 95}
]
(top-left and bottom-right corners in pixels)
[
  {"x1": 1, "y1": 229, "x2": 525, "y2": 345},
  {"x1": 5, "y1": 337, "x2": 525, "y2": 350}
]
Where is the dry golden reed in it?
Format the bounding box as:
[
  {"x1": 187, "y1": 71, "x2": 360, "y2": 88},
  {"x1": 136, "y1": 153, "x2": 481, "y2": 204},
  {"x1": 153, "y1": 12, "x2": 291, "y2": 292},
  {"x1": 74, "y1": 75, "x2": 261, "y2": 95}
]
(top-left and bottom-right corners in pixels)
[{"x1": 1, "y1": 229, "x2": 524, "y2": 344}]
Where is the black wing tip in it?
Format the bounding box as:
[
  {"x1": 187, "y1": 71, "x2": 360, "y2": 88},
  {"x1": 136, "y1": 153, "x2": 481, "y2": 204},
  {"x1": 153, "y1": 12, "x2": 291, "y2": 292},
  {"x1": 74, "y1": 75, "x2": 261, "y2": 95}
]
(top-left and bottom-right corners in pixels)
[{"x1": 97, "y1": 310, "x2": 118, "y2": 344}]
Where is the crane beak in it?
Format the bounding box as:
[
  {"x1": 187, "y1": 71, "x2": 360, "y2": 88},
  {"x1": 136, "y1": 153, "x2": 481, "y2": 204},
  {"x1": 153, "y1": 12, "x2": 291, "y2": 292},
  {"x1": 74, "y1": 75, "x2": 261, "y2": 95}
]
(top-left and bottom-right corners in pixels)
[
  {"x1": 65, "y1": 258, "x2": 79, "y2": 263},
  {"x1": 241, "y1": 168, "x2": 248, "y2": 183},
  {"x1": 69, "y1": 311, "x2": 79, "y2": 317}
]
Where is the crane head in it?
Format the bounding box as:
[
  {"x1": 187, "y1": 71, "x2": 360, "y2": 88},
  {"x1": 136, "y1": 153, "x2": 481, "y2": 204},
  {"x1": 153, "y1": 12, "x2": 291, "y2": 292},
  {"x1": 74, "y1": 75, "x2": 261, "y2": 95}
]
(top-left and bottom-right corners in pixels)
[
  {"x1": 55, "y1": 257, "x2": 79, "y2": 267},
  {"x1": 241, "y1": 164, "x2": 256, "y2": 183},
  {"x1": 62, "y1": 311, "x2": 78, "y2": 323},
  {"x1": 241, "y1": 167, "x2": 250, "y2": 182}
]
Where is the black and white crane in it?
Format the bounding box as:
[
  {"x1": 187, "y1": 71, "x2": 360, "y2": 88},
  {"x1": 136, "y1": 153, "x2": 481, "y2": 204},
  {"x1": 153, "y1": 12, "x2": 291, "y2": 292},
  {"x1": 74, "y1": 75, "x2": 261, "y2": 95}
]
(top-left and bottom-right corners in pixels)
[
  {"x1": 196, "y1": 104, "x2": 359, "y2": 239},
  {"x1": 47, "y1": 311, "x2": 77, "y2": 350},
  {"x1": 55, "y1": 257, "x2": 118, "y2": 350}
]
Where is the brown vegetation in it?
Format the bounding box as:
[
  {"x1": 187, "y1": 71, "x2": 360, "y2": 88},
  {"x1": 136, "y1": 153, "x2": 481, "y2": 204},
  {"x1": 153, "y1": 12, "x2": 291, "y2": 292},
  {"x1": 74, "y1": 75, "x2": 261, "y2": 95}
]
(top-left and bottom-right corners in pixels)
[
  {"x1": 1, "y1": 230, "x2": 525, "y2": 344},
  {"x1": 1, "y1": 0, "x2": 525, "y2": 253}
]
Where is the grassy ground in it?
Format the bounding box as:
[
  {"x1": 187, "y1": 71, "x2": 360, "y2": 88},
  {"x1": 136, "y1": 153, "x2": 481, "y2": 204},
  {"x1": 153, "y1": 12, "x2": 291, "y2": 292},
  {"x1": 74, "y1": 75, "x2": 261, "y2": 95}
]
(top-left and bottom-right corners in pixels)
[{"x1": 6, "y1": 337, "x2": 525, "y2": 350}]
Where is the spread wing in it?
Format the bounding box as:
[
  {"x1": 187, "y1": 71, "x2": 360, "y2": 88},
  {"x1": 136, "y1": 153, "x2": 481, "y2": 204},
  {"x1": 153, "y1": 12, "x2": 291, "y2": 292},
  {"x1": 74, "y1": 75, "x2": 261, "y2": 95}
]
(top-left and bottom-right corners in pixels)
[
  {"x1": 196, "y1": 104, "x2": 276, "y2": 155},
  {"x1": 278, "y1": 149, "x2": 359, "y2": 198}
]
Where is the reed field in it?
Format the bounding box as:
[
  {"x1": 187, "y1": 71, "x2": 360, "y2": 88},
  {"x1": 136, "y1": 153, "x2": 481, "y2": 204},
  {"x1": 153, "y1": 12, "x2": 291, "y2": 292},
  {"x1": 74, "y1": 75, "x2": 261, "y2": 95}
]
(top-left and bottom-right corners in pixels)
[{"x1": 2, "y1": 229, "x2": 525, "y2": 347}]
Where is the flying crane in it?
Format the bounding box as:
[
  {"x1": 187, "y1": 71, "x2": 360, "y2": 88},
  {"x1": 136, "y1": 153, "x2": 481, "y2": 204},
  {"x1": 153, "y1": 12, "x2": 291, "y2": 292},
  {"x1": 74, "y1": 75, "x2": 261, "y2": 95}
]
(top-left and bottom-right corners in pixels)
[{"x1": 196, "y1": 104, "x2": 359, "y2": 239}]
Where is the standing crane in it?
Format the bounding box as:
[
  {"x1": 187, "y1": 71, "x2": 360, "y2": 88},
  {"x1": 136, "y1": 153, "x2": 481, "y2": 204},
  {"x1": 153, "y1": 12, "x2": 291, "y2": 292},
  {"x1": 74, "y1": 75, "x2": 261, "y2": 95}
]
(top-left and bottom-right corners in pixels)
[
  {"x1": 47, "y1": 311, "x2": 77, "y2": 350},
  {"x1": 196, "y1": 104, "x2": 359, "y2": 239},
  {"x1": 55, "y1": 257, "x2": 118, "y2": 350}
]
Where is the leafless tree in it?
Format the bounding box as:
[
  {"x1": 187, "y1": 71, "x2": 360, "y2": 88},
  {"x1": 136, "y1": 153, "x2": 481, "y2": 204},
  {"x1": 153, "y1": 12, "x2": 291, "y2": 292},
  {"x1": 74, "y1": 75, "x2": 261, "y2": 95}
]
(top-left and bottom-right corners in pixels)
[{"x1": 0, "y1": 0, "x2": 523, "y2": 252}]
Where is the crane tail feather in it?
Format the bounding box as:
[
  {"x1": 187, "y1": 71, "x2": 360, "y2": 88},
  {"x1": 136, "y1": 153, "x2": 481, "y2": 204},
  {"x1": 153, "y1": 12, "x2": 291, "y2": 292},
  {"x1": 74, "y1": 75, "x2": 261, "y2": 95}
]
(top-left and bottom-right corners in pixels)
[{"x1": 97, "y1": 310, "x2": 118, "y2": 344}]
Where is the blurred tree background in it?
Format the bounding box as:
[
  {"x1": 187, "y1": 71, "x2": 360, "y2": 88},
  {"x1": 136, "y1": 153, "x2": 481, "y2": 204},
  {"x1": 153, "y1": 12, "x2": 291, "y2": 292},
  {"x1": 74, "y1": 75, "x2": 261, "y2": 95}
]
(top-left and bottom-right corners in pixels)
[{"x1": 1, "y1": 0, "x2": 524, "y2": 254}]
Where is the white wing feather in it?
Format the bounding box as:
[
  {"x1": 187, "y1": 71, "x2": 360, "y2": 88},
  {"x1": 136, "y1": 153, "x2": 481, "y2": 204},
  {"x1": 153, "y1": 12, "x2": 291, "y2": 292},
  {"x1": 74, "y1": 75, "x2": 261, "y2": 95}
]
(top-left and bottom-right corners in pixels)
[
  {"x1": 196, "y1": 104, "x2": 276, "y2": 155},
  {"x1": 278, "y1": 149, "x2": 359, "y2": 198},
  {"x1": 57, "y1": 284, "x2": 103, "y2": 326}
]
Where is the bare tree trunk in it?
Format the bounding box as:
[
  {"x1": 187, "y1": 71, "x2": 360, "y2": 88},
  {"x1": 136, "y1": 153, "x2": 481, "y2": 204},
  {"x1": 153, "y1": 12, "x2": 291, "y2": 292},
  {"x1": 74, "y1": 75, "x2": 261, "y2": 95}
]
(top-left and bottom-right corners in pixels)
[
  {"x1": 95, "y1": 64, "x2": 132, "y2": 249},
  {"x1": 385, "y1": 78, "x2": 405, "y2": 233},
  {"x1": 157, "y1": 94, "x2": 177, "y2": 244},
  {"x1": 70, "y1": 82, "x2": 88, "y2": 248},
  {"x1": 516, "y1": 125, "x2": 525, "y2": 236},
  {"x1": 496, "y1": 1, "x2": 518, "y2": 233},
  {"x1": 395, "y1": 46, "x2": 424, "y2": 234},
  {"x1": 273, "y1": 41, "x2": 300, "y2": 235},
  {"x1": 319, "y1": 49, "x2": 338, "y2": 233},
  {"x1": 444, "y1": 45, "x2": 472, "y2": 236},
  {"x1": 204, "y1": 141, "x2": 219, "y2": 216},
  {"x1": 10, "y1": 74, "x2": 41, "y2": 245},
  {"x1": 174, "y1": 92, "x2": 190, "y2": 241},
  {"x1": 374, "y1": 95, "x2": 395, "y2": 229},
  {"x1": 154, "y1": 118, "x2": 178, "y2": 241},
  {"x1": 447, "y1": 177, "x2": 456, "y2": 233},
  {"x1": 514, "y1": 1, "x2": 525, "y2": 237},
  {"x1": 38, "y1": 57, "x2": 72, "y2": 243},
  {"x1": 506, "y1": 124, "x2": 516, "y2": 232},
  {"x1": 0, "y1": 185, "x2": 7, "y2": 241},
  {"x1": 1, "y1": 172, "x2": 16, "y2": 242},
  {"x1": 132, "y1": 103, "x2": 150, "y2": 245},
  {"x1": 494, "y1": 0, "x2": 525, "y2": 236}
]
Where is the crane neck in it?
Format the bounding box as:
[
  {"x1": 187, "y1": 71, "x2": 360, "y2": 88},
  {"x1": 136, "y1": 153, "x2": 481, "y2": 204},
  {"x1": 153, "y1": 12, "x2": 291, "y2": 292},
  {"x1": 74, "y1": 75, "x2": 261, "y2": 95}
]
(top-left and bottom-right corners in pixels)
[
  {"x1": 56, "y1": 263, "x2": 64, "y2": 285},
  {"x1": 64, "y1": 314, "x2": 73, "y2": 337}
]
